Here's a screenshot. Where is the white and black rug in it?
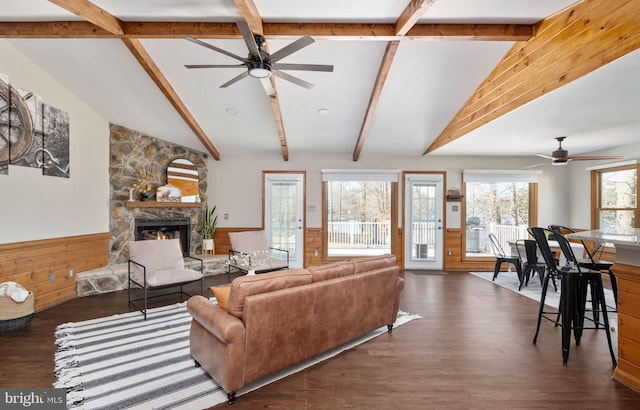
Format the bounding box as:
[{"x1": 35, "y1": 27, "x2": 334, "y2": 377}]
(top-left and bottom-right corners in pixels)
[{"x1": 54, "y1": 300, "x2": 420, "y2": 409}]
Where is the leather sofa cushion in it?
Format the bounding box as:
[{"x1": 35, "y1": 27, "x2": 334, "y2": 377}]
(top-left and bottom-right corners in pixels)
[
  {"x1": 352, "y1": 254, "x2": 396, "y2": 274},
  {"x1": 226, "y1": 269, "x2": 313, "y2": 318},
  {"x1": 308, "y1": 260, "x2": 354, "y2": 282}
]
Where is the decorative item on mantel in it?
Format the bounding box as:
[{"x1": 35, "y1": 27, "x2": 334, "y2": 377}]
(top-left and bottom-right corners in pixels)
[
  {"x1": 132, "y1": 168, "x2": 156, "y2": 202},
  {"x1": 156, "y1": 184, "x2": 182, "y2": 202},
  {"x1": 201, "y1": 204, "x2": 218, "y2": 256}
]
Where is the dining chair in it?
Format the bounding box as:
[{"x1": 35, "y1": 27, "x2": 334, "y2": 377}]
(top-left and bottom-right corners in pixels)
[
  {"x1": 515, "y1": 239, "x2": 547, "y2": 288},
  {"x1": 488, "y1": 233, "x2": 525, "y2": 290}
]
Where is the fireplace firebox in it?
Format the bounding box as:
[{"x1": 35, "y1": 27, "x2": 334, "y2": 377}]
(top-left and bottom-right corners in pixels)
[{"x1": 134, "y1": 217, "x2": 191, "y2": 256}]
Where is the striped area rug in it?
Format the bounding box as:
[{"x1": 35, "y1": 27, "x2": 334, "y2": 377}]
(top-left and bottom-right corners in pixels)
[{"x1": 54, "y1": 300, "x2": 420, "y2": 409}]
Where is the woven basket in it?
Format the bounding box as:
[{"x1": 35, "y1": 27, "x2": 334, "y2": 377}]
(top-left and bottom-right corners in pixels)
[{"x1": 0, "y1": 287, "x2": 34, "y2": 332}]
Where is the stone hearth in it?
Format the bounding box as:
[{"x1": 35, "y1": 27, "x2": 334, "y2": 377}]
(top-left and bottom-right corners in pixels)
[{"x1": 76, "y1": 255, "x2": 228, "y2": 297}]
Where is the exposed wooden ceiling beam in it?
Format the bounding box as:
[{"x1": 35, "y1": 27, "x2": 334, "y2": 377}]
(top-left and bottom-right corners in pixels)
[
  {"x1": 352, "y1": 0, "x2": 434, "y2": 161},
  {"x1": 48, "y1": 0, "x2": 124, "y2": 35},
  {"x1": 44, "y1": 0, "x2": 221, "y2": 160},
  {"x1": 395, "y1": 0, "x2": 436, "y2": 36},
  {"x1": 0, "y1": 22, "x2": 532, "y2": 41},
  {"x1": 268, "y1": 88, "x2": 289, "y2": 162},
  {"x1": 423, "y1": 0, "x2": 640, "y2": 155},
  {"x1": 122, "y1": 38, "x2": 220, "y2": 160},
  {"x1": 352, "y1": 41, "x2": 400, "y2": 161},
  {"x1": 234, "y1": 0, "x2": 289, "y2": 161},
  {"x1": 234, "y1": 0, "x2": 263, "y2": 35}
]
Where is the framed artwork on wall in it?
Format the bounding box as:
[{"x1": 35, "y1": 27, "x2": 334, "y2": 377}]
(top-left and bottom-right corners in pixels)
[{"x1": 0, "y1": 72, "x2": 70, "y2": 178}]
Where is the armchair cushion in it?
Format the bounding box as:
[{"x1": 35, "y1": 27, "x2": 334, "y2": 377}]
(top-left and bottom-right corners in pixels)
[
  {"x1": 229, "y1": 231, "x2": 270, "y2": 255},
  {"x1": 228, "y1": 230, "x2": 289, "y2": 274},
  {"x1": 128, "y1": 239, "x2": 201, "y2": 285}
]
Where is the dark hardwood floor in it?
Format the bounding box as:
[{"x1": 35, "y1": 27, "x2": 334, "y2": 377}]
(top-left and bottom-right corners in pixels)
[{"x1": 2, "y1": 271, "x2": 639, "y2": 409}]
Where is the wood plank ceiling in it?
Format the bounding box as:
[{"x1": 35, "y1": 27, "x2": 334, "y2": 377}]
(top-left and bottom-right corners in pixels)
[{"x1": 3, "y1": 0, "x2": 638, "y2": 161}]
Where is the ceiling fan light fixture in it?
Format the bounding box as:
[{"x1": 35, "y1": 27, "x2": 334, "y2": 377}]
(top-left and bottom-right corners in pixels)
[
  {"x1": 248, "y1": 62, "x2": 272, "y2": 79},
  {"x1": 552, "y1": 160, "x2": 568, "y2": 166}
]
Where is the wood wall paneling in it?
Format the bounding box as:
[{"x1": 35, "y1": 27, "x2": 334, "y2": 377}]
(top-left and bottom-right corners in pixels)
[
  {"x1": 612, "y1": 263, "x2": 640, "y2": 392},
  {"x1": 0, "y1": 233, "x2": 109, "y2": 312}
]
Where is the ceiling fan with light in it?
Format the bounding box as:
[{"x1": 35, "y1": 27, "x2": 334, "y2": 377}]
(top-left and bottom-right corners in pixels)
[
  {"x1": 528, "y1": 136, "x2": 623, "y2": 167},
  {"x1": 184, "y1": 20, "x2": 333, "y2": 95}
]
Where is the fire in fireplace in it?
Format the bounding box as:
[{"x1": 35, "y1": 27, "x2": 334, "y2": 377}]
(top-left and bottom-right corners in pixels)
[{"x1": 134, "y1": 217, "x2": 191, "y2": 255}]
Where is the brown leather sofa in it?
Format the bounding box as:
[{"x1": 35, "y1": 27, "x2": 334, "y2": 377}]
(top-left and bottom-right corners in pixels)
[{"x1": 187, "y1": 254, "x2": 404, "y2": 404}]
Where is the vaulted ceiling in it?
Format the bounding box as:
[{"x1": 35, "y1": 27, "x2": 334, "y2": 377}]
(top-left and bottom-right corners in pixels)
[{"x1": 2, "y1": 0, "x2": 639, "y2": 163}]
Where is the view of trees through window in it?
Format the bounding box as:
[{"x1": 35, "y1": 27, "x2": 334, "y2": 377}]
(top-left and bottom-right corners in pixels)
[
  {"x1": 327, "y1": 181, "x2": 391, "y2": 256},
  {"x1": 465, "y1": 181, "x2": 530, "y2": 257},
  {"x1": 598, "y1": 167, "x2": 637, "y2": 229}
]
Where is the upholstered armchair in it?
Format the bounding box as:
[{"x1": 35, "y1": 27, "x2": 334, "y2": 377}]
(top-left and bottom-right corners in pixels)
[
  {"x1": 127, "y1": 238, "x2": 204, "y2": 320},
  {"x1": 227, "y1": 230, "x2": 289, "y2": 280}
]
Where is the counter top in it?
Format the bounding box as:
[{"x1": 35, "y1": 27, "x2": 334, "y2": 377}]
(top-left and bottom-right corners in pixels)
[{"x1": 566, "y1": 228, "x2": 640, "y2": 247}]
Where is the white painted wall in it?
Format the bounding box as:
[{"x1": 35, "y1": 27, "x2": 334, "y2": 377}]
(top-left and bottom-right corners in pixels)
[
  {"x1": 208, "y1": 154, "x2": 561, "y2": 229},
  {"x1": 0, "y1": 40, "x2": 110, "y2": 244}
]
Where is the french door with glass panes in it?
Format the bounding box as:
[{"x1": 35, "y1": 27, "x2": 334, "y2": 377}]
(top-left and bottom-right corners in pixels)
[
  {"x1": 404, "y1": 173, "x2": 444, "y2": 270},
  {"x1": 264, "y1": 172, "x2": 305, "y2": 268}
]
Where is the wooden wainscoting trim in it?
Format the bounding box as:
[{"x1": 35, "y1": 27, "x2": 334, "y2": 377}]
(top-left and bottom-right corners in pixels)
[{"x1": 0, "y1": 232, "x2": 109, "y2": 312}]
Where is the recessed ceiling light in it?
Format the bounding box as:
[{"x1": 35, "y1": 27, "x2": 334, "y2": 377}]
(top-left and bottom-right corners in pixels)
[
  {"x1": 317, "y1": 108, "x2": 329, "y2": 115},
  {"x1": 225, "y1": 107, "x2": 238, "y2": 116}
]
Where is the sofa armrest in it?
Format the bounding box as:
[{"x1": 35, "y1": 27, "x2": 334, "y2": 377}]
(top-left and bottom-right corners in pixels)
[{"x1": 187, "y1": 295, "x2": 245, "y2": 344}]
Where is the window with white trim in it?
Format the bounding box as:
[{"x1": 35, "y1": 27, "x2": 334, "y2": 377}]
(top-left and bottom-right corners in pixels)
[
  {"x1": 463, "y1": 170, "x2": 539, "y2": 258},
  {"x1": 322, "y1": 170, "x2": 398, "y2": 257}
]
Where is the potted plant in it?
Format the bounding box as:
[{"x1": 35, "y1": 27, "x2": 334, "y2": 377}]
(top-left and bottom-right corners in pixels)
[{"x1": 201, "y1": 204, "x2": 218, "y2": 255}]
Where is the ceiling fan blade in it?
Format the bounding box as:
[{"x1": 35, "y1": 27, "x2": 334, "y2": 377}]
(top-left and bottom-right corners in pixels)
[
  {"x1": 260, "y1": 78, "x2": 275, "y2": 96},
  {"x1": 567, "y1": 155, "x2": 624, "y2": 161},
  {"x1": 220, "y1": 71, "x2": 249, "y2": 88},
  {"x1": 185, "y1": 64, "x2": 246, "y2": 69},
  {"x1": 269, "y1": 36, "x2": 315, "y2": 63},
  {"x1": 272, "y1": 70, "x2": 314, "y2": 89},
  {"x1": 272, "y1": 63, "x2": 334, "y2": 72},
  {"x1": 185, "y1": 37, "x2": 248, "y2": 63},
  {"x1": 524, "y1": 161, "x2": 550, "y2": 169},
  {"x1": 236, "y1": 20, "x2": 262, "y2": 61},
  {"x1": 536, "y1": 154, "x2": 554, "y2": 160}
]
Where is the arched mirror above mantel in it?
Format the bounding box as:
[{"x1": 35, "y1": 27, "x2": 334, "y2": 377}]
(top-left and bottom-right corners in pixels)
[{"x1": 167, "y1": 159, "x2": 199, "y2": 202}]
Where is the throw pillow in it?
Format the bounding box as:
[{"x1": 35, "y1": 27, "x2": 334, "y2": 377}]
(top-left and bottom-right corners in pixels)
[{"x1": 211, "y1": 285, "x2": 231, "y2": 310}]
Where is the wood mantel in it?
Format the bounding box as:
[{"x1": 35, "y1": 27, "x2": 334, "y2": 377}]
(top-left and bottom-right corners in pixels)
[{"x1": 125, "y1": 201, "x2": 203, "y2": 208}]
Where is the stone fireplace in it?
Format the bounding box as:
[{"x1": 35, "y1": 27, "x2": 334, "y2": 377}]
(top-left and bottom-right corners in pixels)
[
  {"x1": 134, "y1": 217, "x2": 191, "y2": 256},
  {"x1": 108, "y1": 124, "x2": 209, "y2": 264}
]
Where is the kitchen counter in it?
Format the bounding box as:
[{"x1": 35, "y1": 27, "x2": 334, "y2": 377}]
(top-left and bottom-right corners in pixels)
[{"x1": 567, "y1": 228, "x2": 640, "y2": 393}]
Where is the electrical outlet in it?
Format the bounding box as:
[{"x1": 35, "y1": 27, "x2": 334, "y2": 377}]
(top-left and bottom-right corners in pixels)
[
  {"x1": 224, "y1": 213, "x2": 229, "y2": 220},
  {"x1": 447, "y1": 250, "x2": 453, "y2": 256},
  {"x1": 49, "y1": 273, "x2": 56, "y2": 283},
  {"x1": 67, "y1": 268, "x2": 74, "y2": 278}
]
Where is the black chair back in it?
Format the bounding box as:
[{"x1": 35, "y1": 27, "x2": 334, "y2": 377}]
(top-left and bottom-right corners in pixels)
[
  {"x1": 524, "y1": 239, "x2": 539, "y2": 264},
  {"x1": 515, "y1": 239, "x2": 539, "y2": 265},
  {"x1": 528, "y1": 227, "x2": 558, "y2": 271},
  {"x1": 554, "y1": 232, "x2": 582, "y2": 271}
]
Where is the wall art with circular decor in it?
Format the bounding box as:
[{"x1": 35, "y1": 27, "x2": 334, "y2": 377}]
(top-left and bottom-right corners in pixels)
[{"x1": 0, "y1": 72, "x2": 70, "y2": 178}]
